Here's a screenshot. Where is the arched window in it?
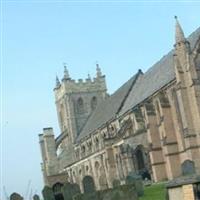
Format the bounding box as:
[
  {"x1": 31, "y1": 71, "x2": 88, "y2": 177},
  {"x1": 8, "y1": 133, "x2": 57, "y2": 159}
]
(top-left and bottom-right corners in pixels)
[
  {"x1": 95, "y1": 161, "x2": 100, "y2": 170},
  {"x1": 135, "y1": 148, "x2": 145, "y2": 170},
  {"x1": 77, "y1": 97, "x2": 84, "y2": 114},
  {"x1": 91, "y1": 96, "x2": 97, "y2": 111}
]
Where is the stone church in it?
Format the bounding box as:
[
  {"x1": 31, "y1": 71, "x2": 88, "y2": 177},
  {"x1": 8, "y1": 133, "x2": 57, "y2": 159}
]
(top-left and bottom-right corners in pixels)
[{"x1": 39, "y1": 18, "x2": 200, "y2": 193}]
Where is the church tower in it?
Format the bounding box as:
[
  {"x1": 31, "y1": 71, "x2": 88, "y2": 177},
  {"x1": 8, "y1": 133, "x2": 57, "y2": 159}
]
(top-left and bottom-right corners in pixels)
[
  {"x1": 174, "y1": 17, "x2": 200, "y2": 174},
  {"x1": 54, "y1": 64, "x2": 107, "y2": 144}
]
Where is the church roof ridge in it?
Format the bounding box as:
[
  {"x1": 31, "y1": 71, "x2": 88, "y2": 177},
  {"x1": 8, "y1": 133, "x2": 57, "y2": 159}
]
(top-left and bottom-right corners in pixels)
[
  {"x1": 119, "y1": 26, "x2": 200, "y2": 116},
  {"x1": 76, "y1": 26, "x2": 200, "y2": 143}
]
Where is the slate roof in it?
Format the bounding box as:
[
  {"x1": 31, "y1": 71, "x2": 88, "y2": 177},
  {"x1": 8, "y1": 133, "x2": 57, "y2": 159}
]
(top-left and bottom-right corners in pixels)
[
  {"x1": 119, "y1": 27, "x2": 200, "y2": 116},
  {"x1": 76, "y1": 26, "x2": 200, "y2": 143},
  {"x1": 76, "y1": 71, "x2": 142, "y2": 142}
]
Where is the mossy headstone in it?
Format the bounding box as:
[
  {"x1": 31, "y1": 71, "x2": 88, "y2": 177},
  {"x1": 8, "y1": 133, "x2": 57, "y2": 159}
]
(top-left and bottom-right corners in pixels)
[
  {"x1": 126, "y1": 173, "x2": 144, "y2": 197},
  {"x1": 120, "y1": 184, "x2": 138, "y2": 200},
  {"x1": 62, "y1": 182, "x2": 81, "y2": 200},
  {"x1": 42, "y1": 186, "x2": 55, "y2": 200},
  {"x1": 33, "y1": 194, "x2": 40, "y2": 200},
  {"x1": 10, "y1": 193, "x2": 23, "y2": 200}
]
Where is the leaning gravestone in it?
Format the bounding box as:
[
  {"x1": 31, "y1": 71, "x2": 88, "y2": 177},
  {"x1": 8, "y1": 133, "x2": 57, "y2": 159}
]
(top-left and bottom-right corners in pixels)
[
  {"x1": 10, "y1": 193, "x2": 23, "y2": 200},
  {"x1": 33, "y1": 194, "x2": 40, "y2": 200},
  {"x1": 42, "y1": 186, "x2": 55, "y2": 200},
  {"x1": 62, "y1": 182, "x2": 81, "y2": 200},
  {"x1": 126, "y1": 173, "x2": 144, "y2": 197}
]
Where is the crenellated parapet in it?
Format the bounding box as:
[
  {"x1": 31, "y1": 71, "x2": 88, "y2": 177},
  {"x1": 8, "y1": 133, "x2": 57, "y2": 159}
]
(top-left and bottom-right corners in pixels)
[
  {"x1": 54, "y1": 64, "x2": 107, "y2": 101},
  {"x1": 52, "y1": 63, "x2": 108, "y2": 146}
]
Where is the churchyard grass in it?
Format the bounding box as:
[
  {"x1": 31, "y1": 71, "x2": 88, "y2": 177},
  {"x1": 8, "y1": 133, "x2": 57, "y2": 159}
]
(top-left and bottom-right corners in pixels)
[{"x1": 139, "y1": 183, "x2": 166, "y2": 200}]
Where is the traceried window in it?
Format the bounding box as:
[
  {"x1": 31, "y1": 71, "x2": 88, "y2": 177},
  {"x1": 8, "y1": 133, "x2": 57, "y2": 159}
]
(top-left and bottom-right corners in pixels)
[
  {"x1": 91, "y1": 96, "x2": 97, "y2": 111},
  {"x1": 77, "y1": 97, "x2": 84, "y2": 114}
]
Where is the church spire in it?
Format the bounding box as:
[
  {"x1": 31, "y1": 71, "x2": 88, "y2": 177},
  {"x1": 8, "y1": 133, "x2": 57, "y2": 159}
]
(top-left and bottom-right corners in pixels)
[
  {"x1": 55, "y1": 75, "x2": 60, "y2": 88},
  {"x1": 175, "y1": 16, "x2": 185, "y2": 43},
  {"x1": 63, "y1": 63, "x2": 70, "y2": 80},
  {"x1": 96, "y1": 62, "x2": 102, "y2": 78}
]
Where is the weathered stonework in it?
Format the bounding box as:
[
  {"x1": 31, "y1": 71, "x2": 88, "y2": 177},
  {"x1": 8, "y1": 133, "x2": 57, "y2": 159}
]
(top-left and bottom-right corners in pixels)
[{"x1": 39, "y1": 19, "x2": 200, "y2": 194}]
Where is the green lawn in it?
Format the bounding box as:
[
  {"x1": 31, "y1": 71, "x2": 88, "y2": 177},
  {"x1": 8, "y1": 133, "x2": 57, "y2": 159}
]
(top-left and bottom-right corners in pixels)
[{"x1": 139, "y1": 183, "x2": 166, "y2": 200}]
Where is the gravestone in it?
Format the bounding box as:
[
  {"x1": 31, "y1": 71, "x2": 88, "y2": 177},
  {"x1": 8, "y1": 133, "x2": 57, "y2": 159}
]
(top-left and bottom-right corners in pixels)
[
  {"x1": 10, "y1": 193, "x2": 23, "y2": 200},
  {"x1": 33, "y1": 194, "x2": 40, "y2": 200},
  {"x1": 52, "y1": 183, "x2": 64, "y2": 200},
  {"x1": 181, "y1": 160, "x2": 195, "y2": 175},
  {"x1": 42, "y1": 186, "x2": 55, "y2": 200},
  {"x1": 62, "y1": 182, "x2": 81, "y2": 200},
  {"x1": 126, "y1": 173, "x2": 144, "y2": 197}
]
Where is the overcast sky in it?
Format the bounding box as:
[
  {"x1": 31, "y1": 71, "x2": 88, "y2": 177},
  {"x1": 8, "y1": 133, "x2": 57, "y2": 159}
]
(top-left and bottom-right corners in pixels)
[{"x1": 1, "y1": 0, "x2": 200, "y2": 199}]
